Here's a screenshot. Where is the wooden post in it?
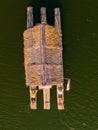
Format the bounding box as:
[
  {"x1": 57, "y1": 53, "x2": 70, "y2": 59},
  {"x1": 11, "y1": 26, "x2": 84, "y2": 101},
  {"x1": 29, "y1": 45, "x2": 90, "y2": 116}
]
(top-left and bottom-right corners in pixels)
[
  {"x1": 57, "y1": 84, "x2": 64, "y2": 110},
  {"x1": 40, "y1": 7, "x2": 47, "y2": 23},
  {"x1": 43, "y1": 86, "x2": 51, "y2": 109},
  {"x1": 54, "y1": 8, "x2": 63, "y2": 47},
  {"x1": 27, "y1": 7, "x2": 33, "y2": 29},
  {"x1": 54, "y1": 8, "x2": 61, "y2": 30}
]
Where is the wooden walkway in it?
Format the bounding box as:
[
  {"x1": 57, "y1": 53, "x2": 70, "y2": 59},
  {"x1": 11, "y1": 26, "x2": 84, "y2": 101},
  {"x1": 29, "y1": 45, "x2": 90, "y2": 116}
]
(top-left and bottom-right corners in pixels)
[
  {"x1": 57, "y1": 84, "x2": 64, "y2": 110},
  {"x1": 43, "y1": 86, "x2": 51, "y2": 109},
  {"x1": 30, "y1": 85, "x2": 64, "y2": 110}
]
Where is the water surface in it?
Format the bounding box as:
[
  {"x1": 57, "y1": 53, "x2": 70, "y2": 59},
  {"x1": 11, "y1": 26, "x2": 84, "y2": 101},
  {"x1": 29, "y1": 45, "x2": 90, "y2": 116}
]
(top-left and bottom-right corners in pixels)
[{"x1": 0, "y1": 0, "x2": 98, "y2": 130}]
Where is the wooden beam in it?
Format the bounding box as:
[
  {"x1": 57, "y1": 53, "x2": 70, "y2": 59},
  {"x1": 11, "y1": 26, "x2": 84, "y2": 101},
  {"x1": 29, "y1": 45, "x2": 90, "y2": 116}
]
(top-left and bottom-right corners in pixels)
[
  {"x1": 40, "y1": 7, "x2": 47, "y2": 23},
  {"x1": 43, "y1": 86, "x2": 51, "y2": 109},
  {"x1": 54, "y1": 8, "x2": 61, "y2": 30},
  {"x1": 57, "y1": 84, "x2": 64, "y2": 110},
  {"x1": 27, "y1": 7, "x2": 33, "y2": 29},
  {"x1": 40, "y1": 23, "x2": 46, "y2": 85}
]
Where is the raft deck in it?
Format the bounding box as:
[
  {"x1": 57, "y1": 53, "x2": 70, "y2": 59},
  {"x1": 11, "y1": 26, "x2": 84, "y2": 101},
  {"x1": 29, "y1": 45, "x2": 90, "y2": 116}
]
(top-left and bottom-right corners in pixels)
[
  {"x1": 43, "y1": 86, "x2": 51, "y2": 109},
  {"x1": 57, "y1": 85, "x2": 64, "y2": 110},
  {"x1": 30, "y1": 85, "x2": 64, "y2": 110}
]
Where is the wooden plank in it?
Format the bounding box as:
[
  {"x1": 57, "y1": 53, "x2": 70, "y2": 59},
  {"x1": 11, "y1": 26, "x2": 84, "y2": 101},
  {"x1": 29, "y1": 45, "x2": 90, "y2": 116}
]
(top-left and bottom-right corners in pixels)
[
  {"x1": 27, "y1": 7, "x2": 33, "y2": 28},
  {"x1": 43, "y1": 86, "x2": 51, "y2": 109},
  {"x1": 54, "y1": 8, "x2": 61, "y2": 30},
  {"x1": 29, "y1": 87, "x2": 37, "y2": 109},
  {"x1": 57, "y1": 84, "x2": 64, "y2": 110},
  {"x1": 54, "y1": 8, "x2": 63, "y2": 48},
  {"x1": 40, "y1": 7, "x2": 47, "y2": 23}
]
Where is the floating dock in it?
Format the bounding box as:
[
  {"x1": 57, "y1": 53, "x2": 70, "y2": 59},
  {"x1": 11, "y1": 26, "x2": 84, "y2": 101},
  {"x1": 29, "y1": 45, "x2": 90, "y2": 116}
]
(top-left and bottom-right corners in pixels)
[{"x1": 23, "y1": 7, "x2": 65, "y2": 110}]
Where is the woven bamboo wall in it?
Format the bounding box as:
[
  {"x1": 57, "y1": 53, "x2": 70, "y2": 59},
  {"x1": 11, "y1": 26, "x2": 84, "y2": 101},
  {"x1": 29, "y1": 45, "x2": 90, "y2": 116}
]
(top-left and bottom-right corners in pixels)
[{"x1": 23, "y1": 24, "x2": 63, "y2": 87}]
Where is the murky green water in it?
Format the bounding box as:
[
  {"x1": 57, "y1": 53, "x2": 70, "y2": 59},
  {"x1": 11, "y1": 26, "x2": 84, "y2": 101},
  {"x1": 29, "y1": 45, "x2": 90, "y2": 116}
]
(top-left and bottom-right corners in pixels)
[{"x1": 0, "y1": 0, "x2": 98, "y2": 130}]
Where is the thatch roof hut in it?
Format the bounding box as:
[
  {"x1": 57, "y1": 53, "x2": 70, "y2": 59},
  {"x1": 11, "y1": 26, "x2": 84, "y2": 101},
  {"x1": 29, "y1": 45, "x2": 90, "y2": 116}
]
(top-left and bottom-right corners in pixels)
[
  {"x1": 23, "y1": 23, "x2": 63, "y2": 87},
  {"x1": 23, "y1": 7, "x2": 64, "y2": 110}
]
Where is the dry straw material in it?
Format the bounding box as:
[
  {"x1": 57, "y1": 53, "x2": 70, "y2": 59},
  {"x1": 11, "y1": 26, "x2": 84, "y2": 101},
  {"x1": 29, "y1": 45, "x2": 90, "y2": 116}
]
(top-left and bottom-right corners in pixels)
[{"x1": 23, "y1": 24, "x2": 63, "y2": 87}]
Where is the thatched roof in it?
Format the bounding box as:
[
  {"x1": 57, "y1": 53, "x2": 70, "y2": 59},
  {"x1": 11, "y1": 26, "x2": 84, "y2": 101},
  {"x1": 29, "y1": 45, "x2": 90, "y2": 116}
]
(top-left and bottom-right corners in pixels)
[
  {"x1": 23, "y1": 23, "x2": 63, "y2": 87},
  {"x1": 24, "y1": 24, "x2": 62, "y2": 48}
]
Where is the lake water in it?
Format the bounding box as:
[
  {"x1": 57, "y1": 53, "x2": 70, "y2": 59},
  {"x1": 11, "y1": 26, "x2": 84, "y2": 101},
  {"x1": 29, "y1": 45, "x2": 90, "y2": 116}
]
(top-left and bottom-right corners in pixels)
[{"x1": 0, "y1": 0, "x2": 98, "y2": 130}]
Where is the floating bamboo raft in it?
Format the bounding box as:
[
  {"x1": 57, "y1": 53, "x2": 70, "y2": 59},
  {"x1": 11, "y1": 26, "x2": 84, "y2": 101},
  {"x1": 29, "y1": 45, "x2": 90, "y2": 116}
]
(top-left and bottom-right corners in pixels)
[{"x1": 23, "y1": 7, "x2": 64, "y2": 110}]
